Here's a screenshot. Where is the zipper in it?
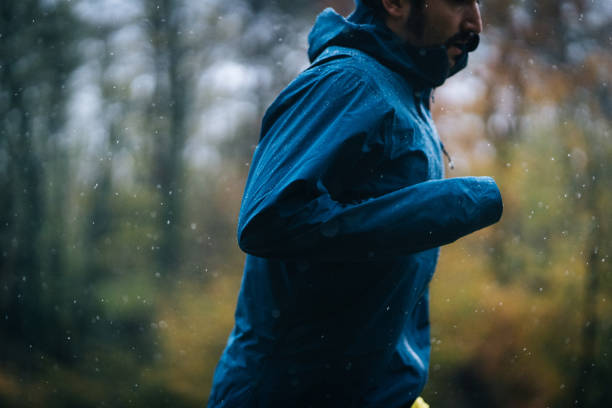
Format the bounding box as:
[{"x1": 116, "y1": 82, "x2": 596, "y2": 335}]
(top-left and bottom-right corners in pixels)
[
  {"x1": 440, "y1": 143, "x2": 455, "y2": 170},
  {"x1": 415, "y1": 89, "x2": 454, "y2": 170}
]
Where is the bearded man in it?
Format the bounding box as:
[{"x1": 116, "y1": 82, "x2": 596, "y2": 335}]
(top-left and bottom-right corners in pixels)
[{"x1": 208, "y1": 1, "x2": 502, "y2": 406}]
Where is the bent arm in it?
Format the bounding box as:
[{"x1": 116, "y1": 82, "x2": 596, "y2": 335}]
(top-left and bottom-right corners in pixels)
[
  {"x1": 238, "y1": 175, "x2": 502, "y2": 260},
  {"x1": 237, "y1": 68, "x2": 502, "y2": 260}
]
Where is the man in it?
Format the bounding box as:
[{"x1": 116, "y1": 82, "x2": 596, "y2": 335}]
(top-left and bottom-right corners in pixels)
[{"x1": 208, "y1": 0, "x2": 502, "y2": 406}]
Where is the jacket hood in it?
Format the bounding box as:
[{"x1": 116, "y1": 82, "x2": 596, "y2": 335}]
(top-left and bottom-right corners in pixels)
[{"x1": 307, "y1": 0, "x2": 472, "y2": 89}]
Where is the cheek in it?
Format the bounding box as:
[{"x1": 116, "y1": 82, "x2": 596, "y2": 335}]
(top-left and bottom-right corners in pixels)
[
  {"x1": 424, "y1": 24, "x2": 452, "y2": 44},
  {"x1": 429, "y1": 10, "x2": 462, "y2": 40}
]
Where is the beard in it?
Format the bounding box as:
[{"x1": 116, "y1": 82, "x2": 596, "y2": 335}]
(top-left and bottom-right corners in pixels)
[
  {"x1": 404, "y1": 3, "x2": 480, "y2": 54},
  {"x1": 405, "y1": 2, "x2": 426, "y2": 40},
  {"x1": 401, "y1": 8, "x2": 481, "y2": 83}
]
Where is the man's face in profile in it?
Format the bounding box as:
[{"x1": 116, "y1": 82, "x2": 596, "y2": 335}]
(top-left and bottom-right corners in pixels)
[{"x1": 405, "y1": 0, "x2": 483, "y2": 68}]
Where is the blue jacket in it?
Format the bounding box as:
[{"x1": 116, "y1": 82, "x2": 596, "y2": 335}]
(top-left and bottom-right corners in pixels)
[{"x1": 208, "y1": 2, "x2": 502, "y2": 407}]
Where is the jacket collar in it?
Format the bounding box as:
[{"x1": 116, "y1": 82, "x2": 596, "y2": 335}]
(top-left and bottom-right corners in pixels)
[{"x1": 307, "y1": 0, "x2": 470, "y2": 90}]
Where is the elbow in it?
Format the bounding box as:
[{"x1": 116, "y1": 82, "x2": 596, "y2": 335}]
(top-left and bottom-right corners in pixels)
[
  {"x1": 237, "y1": 220, "x2": 260, "y2": 256},
  {"x1": 237, "y1": 213, "x2": 274, "y2": 257}
]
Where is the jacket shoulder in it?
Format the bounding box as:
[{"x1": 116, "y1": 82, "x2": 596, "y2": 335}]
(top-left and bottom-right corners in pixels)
[
  {"x1": 261, "y1": 52, "x2": 393, "y2": 134},
  {"x1": 308, "y1": 46, "x2": 415, "y2": 98}
]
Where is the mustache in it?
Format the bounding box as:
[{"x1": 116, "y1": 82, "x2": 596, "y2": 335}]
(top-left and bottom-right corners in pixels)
[{"x1": 445, "y1": 31, "x2": 480, "y2": 52}]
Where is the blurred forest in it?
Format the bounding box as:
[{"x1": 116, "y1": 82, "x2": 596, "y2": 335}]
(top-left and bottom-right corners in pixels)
[{"x1": 0, "y1": 0, "x2": 610, "y2": 406}]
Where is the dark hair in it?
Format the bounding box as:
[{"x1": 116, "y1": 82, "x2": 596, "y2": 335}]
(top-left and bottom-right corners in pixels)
[
  {"x1": 362, "y1": 0, "x2": 424, "y2": 13},
  {"x1": 362, "y1": 0, "x2": 384, "y2": 10}
]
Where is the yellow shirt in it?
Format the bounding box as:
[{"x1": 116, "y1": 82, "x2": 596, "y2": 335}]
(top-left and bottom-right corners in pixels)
[{"x1": 411, "y1": 397, "x2": 430, "y2": 408}]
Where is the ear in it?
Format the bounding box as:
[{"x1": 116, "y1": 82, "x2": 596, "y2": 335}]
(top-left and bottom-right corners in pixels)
[{"x1": 381, "y1": 0, "x2": 411, "y2": 19}]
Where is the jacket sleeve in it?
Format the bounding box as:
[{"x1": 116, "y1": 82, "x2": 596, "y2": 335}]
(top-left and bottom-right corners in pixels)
[{"x1": 237, "y1": 68, "x2": 503, "y2": 261}]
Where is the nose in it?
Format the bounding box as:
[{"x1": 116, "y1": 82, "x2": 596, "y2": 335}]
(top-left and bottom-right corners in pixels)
[{"x1": 461, "y1": 2, "x2": 483, "y2": 34}]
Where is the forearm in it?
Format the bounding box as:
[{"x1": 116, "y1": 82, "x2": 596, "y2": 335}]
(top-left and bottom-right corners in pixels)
[{"x1": 238, "y1": 176, "x2": 502, "y2": 261}]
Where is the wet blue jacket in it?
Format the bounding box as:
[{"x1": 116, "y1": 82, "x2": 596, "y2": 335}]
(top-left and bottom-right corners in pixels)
[{"x1": 208, "y1": 1, "x2": 502, "y2": 407}]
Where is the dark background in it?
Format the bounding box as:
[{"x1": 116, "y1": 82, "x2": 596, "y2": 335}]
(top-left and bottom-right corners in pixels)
[{"x1": 1, "y1": 0, "x2": 610, "y2": 406}]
